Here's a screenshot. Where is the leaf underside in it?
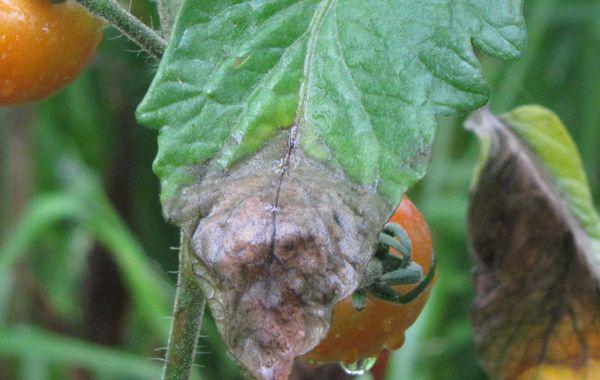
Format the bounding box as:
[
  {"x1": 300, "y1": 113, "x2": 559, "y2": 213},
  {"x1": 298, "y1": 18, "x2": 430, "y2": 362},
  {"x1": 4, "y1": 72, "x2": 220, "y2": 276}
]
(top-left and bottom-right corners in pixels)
[
  {"x1": 137, "y1": 0, "x2": 526, "y2": 206},
  {"x1": 466, "y1": 107, "x2": 600, "y2": 379}
]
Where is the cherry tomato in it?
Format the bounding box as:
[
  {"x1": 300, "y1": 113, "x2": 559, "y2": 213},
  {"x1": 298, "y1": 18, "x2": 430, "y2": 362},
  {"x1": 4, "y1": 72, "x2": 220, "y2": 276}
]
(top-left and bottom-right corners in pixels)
[
  {"x1": 304, "y1": 196, "x2": 435, "y2": 365},
  {"x1": 0, "y1": 0, "x2": 103, "y2": 104}
]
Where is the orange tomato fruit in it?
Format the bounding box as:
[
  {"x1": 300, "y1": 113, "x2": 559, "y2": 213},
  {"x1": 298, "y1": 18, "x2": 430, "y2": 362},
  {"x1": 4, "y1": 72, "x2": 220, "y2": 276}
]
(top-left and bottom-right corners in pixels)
[
  {"x1": 0, "y1": 0, "x2": 103, "y2": 104},
  {"x1": 304, "y1": 196, "x2": 435, "y2": 365}
]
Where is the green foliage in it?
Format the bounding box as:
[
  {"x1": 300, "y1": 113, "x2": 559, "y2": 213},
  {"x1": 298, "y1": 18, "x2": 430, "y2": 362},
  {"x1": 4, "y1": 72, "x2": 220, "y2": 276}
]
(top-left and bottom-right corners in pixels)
[
  {"x1": 0, "y1": 327, "x2": 162, "y2": 379},
  {"x1": 0, "y1": 173, "x2": 173, "y2": 335},
  {"x1": 137, "y1": 0, "x2": 525, "y2": 203}
]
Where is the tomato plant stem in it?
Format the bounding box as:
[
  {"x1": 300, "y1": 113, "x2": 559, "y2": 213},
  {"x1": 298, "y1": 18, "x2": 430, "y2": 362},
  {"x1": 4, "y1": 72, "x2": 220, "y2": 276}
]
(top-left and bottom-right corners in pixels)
[
  {"x1": 76, "y1": 0, "x2": 166, "y2": 59},
  {"x1": 162, "y1": 234, "x2": 206, "y2": 380}
]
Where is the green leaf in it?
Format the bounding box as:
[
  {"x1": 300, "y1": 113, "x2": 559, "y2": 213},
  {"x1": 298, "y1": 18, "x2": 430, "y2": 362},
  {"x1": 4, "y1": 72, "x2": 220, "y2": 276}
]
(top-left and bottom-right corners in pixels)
[
  {"x1": 0, "y1": 326, "x2": 162, "y2": 379},
  {"x1": 137, "y1": 0, "x2": 526, "y2": 204},
  {"x1": 0, "y1": 181, "x2": 172, "y2": 338}
]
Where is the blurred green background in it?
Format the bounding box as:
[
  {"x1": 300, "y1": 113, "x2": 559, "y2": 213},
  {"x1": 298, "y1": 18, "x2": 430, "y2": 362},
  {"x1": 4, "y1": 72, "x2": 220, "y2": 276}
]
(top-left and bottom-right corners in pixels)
[{"x1": 1, "y1": 0, "x2": 599, "y2": 379}]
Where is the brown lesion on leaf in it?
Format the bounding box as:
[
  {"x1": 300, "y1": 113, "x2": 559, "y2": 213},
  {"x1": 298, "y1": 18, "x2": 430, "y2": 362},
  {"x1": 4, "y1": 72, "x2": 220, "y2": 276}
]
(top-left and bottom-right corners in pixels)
[
  {"x1": 466, "y1": 109, "x2": 600, "y2": 379},
  {"x1": 169, "y1": 131, "x2": 389, "y2": 380}
]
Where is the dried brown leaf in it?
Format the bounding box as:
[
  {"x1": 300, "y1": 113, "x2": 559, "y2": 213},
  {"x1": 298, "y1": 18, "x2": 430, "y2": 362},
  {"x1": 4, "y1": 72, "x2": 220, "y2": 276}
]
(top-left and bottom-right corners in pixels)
[
  {"x1": 466, "y1": 108, "x2": 600, "y2": 379},
  {"x1": 171, "y1": 132, "x2": 389, "y2": 380}
]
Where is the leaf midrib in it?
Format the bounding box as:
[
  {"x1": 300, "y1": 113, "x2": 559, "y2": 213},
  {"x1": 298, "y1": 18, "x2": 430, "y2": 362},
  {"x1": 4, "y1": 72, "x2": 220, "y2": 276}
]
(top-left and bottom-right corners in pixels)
[
  {"x1": 267, "y1": 0, "x2": 336, "y2": 266},
  {"x1": 294, "y1": 0, "x2": 335, "y2": 130}
]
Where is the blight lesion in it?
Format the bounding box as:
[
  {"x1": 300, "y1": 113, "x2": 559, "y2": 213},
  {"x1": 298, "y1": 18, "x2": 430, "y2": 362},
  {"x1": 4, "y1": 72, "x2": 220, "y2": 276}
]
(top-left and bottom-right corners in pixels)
[{"x1": 171, "y1": 130, "x2": 390, "y2": 380}]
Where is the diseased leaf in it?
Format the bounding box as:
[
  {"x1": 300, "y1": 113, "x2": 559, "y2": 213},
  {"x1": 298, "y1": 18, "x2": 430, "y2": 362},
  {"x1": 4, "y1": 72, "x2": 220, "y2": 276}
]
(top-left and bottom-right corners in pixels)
[
  {"x1": 137, "y1": 0, "x2": 526, "y2": 205},
  {"x1": 465, "y1": 106, "x2": 600, "y2": 379},
  {"x1": 137, "y1": 1, "x2": 526, "y2": 379},
  {"x1": 185, "y1": 137, "x2": 389, "y2": 379}
]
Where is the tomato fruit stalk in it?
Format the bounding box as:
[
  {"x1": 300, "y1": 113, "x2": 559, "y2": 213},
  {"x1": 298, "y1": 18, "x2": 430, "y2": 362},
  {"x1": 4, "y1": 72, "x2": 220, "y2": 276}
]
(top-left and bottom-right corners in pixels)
[
  {"x1": 0, "y1": 0, "x2": 103, "y2": 105},
  {"x1": 305, "y1": 196, "x2": 436, "y2": 365}
]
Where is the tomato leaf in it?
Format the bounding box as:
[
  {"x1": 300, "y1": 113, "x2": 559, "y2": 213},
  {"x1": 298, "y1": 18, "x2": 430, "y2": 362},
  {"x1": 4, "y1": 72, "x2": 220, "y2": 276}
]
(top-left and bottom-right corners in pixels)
[
  {"x1": 466, "y1": 106, "x2": 600, "y2": 379},
  {"x1": 138, "y1": 2, "x2": 526, "y2": 378},
  {"x1": 137, "y1": 0, "x2": 525, "y2": 205}
]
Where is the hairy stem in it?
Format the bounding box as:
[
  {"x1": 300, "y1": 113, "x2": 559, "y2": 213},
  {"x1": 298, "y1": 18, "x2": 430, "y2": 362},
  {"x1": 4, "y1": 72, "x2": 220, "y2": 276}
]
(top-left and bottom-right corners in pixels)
[
  {"x1": 162, "y1": 234, "x2": 206, "y2": 380},
  {"x1": 76, "y1": 0, "x2": 167, "y2": 60}
]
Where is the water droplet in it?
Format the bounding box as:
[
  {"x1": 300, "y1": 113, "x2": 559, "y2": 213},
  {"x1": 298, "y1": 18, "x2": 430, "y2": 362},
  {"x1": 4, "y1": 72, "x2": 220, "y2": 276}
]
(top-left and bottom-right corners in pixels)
[{"x1": 340, "y1": 357, "x2": 378, "y2": 375}]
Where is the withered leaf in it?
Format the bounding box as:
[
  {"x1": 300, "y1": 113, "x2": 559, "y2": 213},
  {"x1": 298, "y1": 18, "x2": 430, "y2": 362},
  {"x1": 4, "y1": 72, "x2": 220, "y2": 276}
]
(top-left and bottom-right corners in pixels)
[
  {"x1": 465, "y1": 106, "x2": 600, "y2": 379},
  {"x1": 178, "y1": 132, "x2": 389, "y2": 380}
]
